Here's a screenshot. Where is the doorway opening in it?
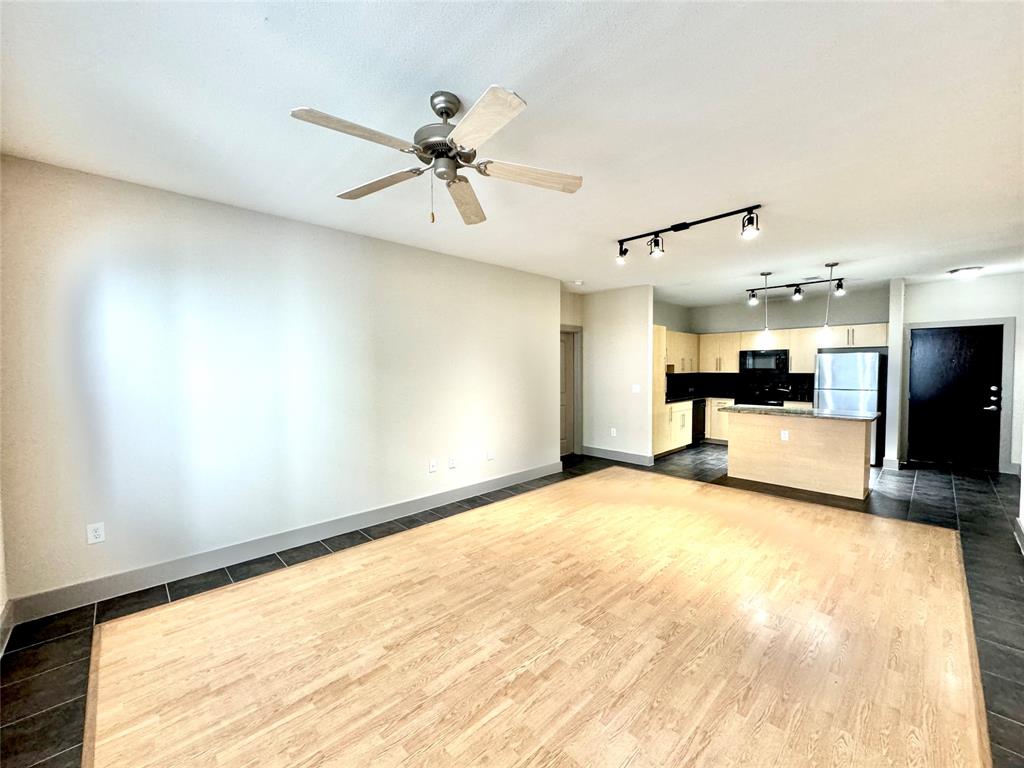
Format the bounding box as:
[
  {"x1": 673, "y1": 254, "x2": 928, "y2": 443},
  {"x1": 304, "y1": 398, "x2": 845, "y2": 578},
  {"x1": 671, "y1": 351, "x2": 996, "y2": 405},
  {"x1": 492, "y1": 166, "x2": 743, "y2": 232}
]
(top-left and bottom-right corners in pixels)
[
  {"x1": 557, "y1": 329, "x2": 581, "y2": 456},
  {"x1": 908, "y1": 324, "x2": 1003, "y2": 470}
]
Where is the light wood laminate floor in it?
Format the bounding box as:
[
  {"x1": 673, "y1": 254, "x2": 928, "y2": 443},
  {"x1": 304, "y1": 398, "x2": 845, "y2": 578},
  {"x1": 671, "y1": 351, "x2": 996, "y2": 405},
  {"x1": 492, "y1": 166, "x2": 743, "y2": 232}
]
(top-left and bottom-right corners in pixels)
[{"x1": 83, "y1": 466, "x2": 989, "y2": 767}]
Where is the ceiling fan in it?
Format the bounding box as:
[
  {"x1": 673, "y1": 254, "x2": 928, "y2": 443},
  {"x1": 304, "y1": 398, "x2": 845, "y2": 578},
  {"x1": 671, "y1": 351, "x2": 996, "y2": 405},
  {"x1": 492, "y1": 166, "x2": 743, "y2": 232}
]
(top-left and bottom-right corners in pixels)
[{"x1": 291, "y1": 86, "x2": 582, "y2": 225}]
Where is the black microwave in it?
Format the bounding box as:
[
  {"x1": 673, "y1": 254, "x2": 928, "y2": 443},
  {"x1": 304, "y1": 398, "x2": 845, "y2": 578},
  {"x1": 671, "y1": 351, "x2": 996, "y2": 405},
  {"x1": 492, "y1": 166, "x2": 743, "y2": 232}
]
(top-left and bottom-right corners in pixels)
[{"x1": 740, "y1": 349, "x2": 789, "y2": 373}]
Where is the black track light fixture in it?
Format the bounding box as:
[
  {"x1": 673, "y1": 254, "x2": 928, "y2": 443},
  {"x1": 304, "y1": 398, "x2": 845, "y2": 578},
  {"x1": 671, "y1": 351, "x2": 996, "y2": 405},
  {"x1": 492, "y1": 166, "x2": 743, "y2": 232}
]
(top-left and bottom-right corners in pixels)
[
  {"x1": 648, "y1": 234, "x2": 665, "y2": 258},
  {"x1": 834, "y1": 278, "x2": 846, "y2": 297},
  {"x1": 791, "y1": 285, "x2": 804, "y2": 302},
  {"x1": 747, "y1": 290, "x2": 759, "y2": 307},
  {"x1": 615, "y1": 204, "x2": 761, "y2": 265},
  {"x1": 740, "y1": 210, "x2": 760, "y2": 240}
]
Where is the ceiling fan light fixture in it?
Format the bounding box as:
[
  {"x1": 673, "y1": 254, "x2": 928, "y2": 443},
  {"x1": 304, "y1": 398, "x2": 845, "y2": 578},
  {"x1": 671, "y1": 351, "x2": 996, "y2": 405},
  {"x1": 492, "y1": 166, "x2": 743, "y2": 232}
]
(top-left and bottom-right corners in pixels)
[
  {"x1": 740, "y1": 210, "x2": 760, "y2": 240},
  {"x1": 648, "y1": 235, "x2": 665, "y2": 258}
]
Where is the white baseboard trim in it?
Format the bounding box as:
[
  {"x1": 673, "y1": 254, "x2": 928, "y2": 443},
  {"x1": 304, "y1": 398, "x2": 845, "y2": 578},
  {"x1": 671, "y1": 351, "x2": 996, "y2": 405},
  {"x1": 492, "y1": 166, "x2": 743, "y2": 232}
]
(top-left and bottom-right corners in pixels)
[
  {"x1": 11, "y1": 461, "x2": 563, "y2": 625},
  {"x1": 0, "y1": 599, "x2": 13, "y2": 654},
  {"x1": 582, "y1": 445, "x2": 654, "y2": 467}
]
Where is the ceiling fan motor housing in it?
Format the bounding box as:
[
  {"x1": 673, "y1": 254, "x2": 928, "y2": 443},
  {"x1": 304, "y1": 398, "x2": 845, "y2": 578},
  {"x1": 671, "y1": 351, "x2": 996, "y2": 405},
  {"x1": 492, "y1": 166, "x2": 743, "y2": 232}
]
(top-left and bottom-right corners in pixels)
[{"x1": 413, "y1": 121, "x2": 476, "y2": 169}]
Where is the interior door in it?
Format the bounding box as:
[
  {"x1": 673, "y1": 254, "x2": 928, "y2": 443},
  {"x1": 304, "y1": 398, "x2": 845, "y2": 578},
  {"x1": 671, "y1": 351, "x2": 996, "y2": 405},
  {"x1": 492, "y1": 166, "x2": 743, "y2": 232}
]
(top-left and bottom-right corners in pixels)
[
  {"x1": 560, "y1": 332, "x2": 575, "y2": 456},
  {"x1": 908, "y1": 325, "x2": 1002, "y2": 469}
]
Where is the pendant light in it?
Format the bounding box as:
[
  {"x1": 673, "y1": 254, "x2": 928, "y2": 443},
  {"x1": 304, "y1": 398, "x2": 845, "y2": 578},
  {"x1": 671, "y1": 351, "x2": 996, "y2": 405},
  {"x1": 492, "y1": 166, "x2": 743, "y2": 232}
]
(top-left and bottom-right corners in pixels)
[{"x1": 760, "y1": 272, "x2": 771, "y2": 330}]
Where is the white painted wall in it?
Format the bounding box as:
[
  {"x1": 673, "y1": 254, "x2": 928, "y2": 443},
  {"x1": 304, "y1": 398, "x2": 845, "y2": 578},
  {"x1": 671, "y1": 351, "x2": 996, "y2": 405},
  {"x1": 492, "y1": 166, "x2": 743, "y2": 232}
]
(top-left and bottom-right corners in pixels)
[
  {"x1": 685, "y1": 286, "x2": 890, "y2": 333},
  {"x1": 904, "y1": 273, "x2": 1024, "y2": 465},
  {"x1": 560, "y1": 289, "x2": 582, "y2": 327},
  {"x1": 581, "y1": 286, "x2": 653, "y2": 461},
  {"x1": 1, "y1": 157, "x2": 560, "y2": 598}
]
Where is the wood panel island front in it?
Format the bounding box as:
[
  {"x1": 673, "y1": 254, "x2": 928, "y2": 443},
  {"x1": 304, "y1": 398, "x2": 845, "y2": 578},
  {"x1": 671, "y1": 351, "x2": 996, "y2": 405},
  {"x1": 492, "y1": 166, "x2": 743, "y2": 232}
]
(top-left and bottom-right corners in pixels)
[{"x1": 719, "y1": 405, "x2": 880, "y2": 499}]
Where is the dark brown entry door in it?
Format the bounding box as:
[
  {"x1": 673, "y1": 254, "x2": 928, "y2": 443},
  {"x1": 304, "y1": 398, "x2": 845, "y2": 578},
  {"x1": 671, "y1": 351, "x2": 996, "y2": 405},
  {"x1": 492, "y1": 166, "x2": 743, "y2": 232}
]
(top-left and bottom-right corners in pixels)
[{"x1": 908, "y1": 324, "x2": 1002, "y2": 470}]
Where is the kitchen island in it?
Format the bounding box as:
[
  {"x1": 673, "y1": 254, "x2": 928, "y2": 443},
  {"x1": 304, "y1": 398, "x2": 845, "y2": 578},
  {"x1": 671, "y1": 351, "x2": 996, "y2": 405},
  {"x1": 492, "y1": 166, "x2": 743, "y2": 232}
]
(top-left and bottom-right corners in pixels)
[{"x1": 719, "y1": 404, "x2": 879, "y2": 499}]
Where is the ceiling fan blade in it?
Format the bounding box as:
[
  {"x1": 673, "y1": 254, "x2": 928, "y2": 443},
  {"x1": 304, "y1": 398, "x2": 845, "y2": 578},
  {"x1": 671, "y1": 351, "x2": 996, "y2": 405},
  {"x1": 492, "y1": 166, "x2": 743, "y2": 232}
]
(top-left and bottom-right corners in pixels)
[
  {"x1": 447, "y1": 86, "x2": 526, "y2": 150},
  {"x1": 447, "y1": 175, "x2": 486, "y2": 225},
  {"x1": 478, "y1": 160, "x2": 582, "y2": 193},
  {"x1": 337, "y1": 168, "x2": 425, "y2": 200},
  {"x1": 291, "y1": 107, "x2": 418, "y2": 153}
]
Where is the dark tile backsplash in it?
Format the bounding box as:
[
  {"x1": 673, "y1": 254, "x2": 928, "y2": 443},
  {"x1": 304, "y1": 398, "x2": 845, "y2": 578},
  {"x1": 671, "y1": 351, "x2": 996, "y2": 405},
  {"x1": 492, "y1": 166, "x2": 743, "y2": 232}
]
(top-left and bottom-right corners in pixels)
[{"x1": 665, "y1": 372, "x2": 813, "y2": 403}]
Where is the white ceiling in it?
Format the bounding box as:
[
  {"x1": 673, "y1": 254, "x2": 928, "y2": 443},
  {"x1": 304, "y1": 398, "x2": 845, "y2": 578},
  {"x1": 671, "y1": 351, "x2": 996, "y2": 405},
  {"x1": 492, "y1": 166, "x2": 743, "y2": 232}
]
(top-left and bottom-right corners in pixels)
[{"x1": 2, "y1": 2, "x2": 1021, "y2": 306}]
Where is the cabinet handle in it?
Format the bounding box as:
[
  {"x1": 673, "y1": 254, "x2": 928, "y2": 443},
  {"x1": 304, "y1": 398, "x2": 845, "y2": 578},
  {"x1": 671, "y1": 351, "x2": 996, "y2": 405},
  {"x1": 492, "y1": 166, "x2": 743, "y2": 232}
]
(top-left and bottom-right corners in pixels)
[{"x1": 851, "y1": 328, "x2": 855, "y2": 346}]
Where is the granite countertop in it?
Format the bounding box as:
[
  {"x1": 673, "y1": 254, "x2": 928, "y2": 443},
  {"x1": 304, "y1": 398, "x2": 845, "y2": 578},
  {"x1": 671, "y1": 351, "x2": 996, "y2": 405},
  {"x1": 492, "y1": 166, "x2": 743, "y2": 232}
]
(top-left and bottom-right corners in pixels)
[{"x1": 719, "y1": 404, "x2": 879, "y2": 422}]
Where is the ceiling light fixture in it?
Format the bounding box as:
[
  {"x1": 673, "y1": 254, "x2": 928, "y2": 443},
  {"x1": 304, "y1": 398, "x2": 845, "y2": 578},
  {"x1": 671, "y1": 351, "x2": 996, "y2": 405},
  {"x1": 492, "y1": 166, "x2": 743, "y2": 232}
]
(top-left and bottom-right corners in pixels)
[
  {"x1": 616, "y1": 203, "x2": 761, "y2": 264},
  {"x1": 743, "y1": 269, "x2": 847, "y2": 308},
  {"x1": 615, "y1": 244, "x2": 628, "y2": 266},
  {"x1": 747, "y1": 290, "x2": 759, "y2": 307},
  {"x1": 740, "y1": 210, "x2": 760, "y2": 240},
  {"x1": 572, "y1": 280, "x2": 584, "y2": 287},
  {"x1": 648, "y1": 234, "x2": 665, "y2": 258},
  {"x1": 948, "y1": 266, "x2": 983, "y2": 280}
]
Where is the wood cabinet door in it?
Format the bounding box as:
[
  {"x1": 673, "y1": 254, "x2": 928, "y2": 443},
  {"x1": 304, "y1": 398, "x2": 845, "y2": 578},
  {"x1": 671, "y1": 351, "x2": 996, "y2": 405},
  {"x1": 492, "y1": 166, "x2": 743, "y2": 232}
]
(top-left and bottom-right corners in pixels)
[
  {"x1": 681, "y1": 334, "x2": 700, "y2": 372},
  {"x1": 653, "y1": 406, "x2": 672, "y2": 454},
  {"x1": 699, "y1": 335, "x2": 719, "y2": 372},
  {"x1": 718, "y1": 333, "x2": 742, "y2": 373},
  {"x1": 851, "y1": 323, "x2": 888, "y2": 347},
  {"x1": 718, "y1": 398, "x2": 734, "y2": 440},
  {"x1": 740, "y1": 328, "x2": 791, "y2": 352},
  {"x1": 679, "y1": 404, "x2": 693, "y2": 447},
  {"x1": 788, "y1": 327, "x2": 820, "y2": 373},
  {"x1": 666, "y1": 331, "x2": 683, "y2": 372}
]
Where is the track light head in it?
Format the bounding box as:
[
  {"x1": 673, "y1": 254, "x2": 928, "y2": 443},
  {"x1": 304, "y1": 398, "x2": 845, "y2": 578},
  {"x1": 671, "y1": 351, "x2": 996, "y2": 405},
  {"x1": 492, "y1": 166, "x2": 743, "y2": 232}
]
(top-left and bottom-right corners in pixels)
[
  {"x1": 834, "y1": 278, "x2": 846, "y2": 297},
  {"x1": 747, "y1": 290, "x2": 759, "y2": 307},
  {"x1": 648, "y1": 234, "x2": 665, "y2": 258},
  {"x1": 616, "y1": 244, "x2": 628, "y2": 266},
  {"x1": 791, "y1": 285, "x2": 804, "y2": 302},
  {"x1": 740, "y1": 210, "x2": 760, "y2": 240}
]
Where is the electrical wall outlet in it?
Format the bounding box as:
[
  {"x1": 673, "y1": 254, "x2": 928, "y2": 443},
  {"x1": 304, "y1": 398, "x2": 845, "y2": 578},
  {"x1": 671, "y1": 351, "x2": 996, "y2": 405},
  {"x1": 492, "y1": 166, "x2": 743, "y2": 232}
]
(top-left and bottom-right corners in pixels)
[
  {"x1": 448, "y1": 456, "x2": 456, "y2": 469},
  {"x1": 428, "y1": 458, "x2": 438, "y2": 473},
  {"x1": 780, "y1": 430, "x2": 790, "y2": 442},
  {"x1": 86, "y1": 522, "x2": 105, "y2": 545},
  {"x1": 610, "y1": 427, "x2": 617, "y2": 437}
]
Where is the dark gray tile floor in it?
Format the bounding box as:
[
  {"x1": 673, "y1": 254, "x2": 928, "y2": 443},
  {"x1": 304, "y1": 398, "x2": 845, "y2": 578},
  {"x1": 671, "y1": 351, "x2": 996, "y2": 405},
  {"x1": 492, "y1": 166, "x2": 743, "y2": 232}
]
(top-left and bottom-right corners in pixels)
[{"x1": 2, "y1": 444, "x2": 1021, "y2": 766}]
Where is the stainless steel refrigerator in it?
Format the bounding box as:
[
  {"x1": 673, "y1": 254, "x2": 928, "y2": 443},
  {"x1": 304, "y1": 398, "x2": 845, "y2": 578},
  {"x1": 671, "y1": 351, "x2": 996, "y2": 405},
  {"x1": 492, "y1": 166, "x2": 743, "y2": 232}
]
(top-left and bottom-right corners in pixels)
[{"x1": 814, "y1": 350, "x2": 887, "y2": 466}]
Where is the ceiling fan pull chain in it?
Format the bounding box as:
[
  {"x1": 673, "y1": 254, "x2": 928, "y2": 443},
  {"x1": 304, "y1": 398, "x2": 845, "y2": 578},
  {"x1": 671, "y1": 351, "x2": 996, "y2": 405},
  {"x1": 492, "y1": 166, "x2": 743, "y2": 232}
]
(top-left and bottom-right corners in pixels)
[{"x1": 430, "y1": 171, "x2": 436, "y2": 223}]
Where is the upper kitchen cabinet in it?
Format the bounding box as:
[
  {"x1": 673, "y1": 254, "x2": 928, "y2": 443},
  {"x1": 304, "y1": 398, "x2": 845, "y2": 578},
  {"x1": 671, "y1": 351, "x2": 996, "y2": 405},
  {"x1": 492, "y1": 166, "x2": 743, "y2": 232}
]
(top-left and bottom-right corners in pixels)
[
  {"x1": 788, "y1": 327, "x2": 821, "y2": 373},
  {"x1": 739, "y1": 328, "x2": 791, "y2": 352},
  {"x1": 666, "y1": 331, "x2": 700, "y2": 373},
  {"x1": 822, "y1": 323, "x2": 889, "y2": 349},
  {"x1": 699, "y1": 332, "x2": 741, "y2": 372}
]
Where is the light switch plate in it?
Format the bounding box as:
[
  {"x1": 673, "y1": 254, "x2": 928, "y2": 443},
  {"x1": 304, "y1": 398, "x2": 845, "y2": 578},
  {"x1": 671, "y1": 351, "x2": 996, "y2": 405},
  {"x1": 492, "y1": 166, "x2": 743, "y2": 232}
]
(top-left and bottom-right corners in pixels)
[
  {"x1": 448, "y1": 456, "x2": 456, "y2": 469},
  {"x1": 610, "y1": 427, "x2": 617, "y2": 437},
  {"x1": 780, "y1": 430, "x2": 789, "y2": 441},
  {"x1": 428, "y1": 458, "x2": 438, "y2": 473}
]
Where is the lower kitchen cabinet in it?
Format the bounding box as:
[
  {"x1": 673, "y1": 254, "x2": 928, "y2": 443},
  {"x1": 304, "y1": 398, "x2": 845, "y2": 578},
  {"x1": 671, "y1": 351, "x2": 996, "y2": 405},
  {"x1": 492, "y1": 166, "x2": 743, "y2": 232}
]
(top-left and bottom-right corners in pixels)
[
  {"x1": 706, "y1": 398, "x2": 734, "y2": 441},
  {"x1": 654, "y1": 401, "x2": 694, "y2": 455}
]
